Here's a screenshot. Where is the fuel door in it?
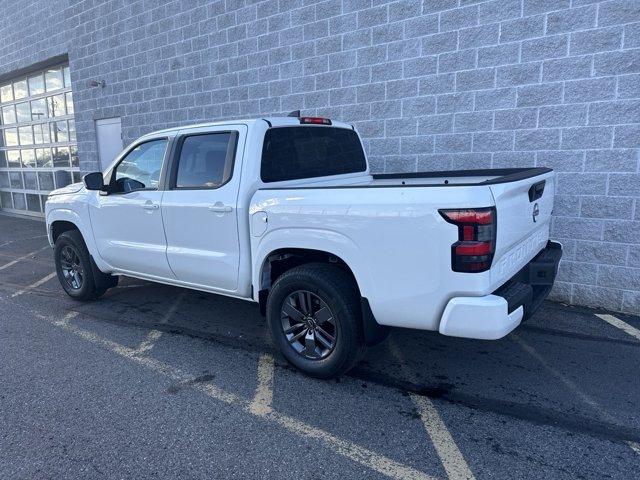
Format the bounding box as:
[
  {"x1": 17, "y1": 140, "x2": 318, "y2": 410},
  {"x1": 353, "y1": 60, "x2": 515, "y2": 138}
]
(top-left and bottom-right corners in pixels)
[{"x1": 251, "y1": 211, "x2": 268, "y2": 237}]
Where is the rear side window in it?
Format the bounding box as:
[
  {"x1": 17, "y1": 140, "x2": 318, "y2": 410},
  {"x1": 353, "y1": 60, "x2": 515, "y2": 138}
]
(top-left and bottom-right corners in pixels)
[
  {"x1": 174, "y1": 132, "x2": 237, "y2": 189},
  {"x1": 260, "y1": 127, "x2": 366, "y2": 183}
]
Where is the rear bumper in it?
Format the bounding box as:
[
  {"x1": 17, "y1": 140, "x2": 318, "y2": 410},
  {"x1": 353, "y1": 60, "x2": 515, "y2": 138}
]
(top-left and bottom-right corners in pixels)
[{"x1": 439, "y1": 241, "x2": 562, "y2": 340}]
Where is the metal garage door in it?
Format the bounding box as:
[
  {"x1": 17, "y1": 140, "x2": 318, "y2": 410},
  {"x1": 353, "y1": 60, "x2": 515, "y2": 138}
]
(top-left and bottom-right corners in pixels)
[{"x1": 0, "y1": 63, "x2": 79, "y2": 217}]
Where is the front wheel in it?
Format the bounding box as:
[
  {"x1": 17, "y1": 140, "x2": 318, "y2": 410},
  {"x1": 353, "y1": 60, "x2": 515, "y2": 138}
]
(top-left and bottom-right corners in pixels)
[
  {"x1": 266, "y1": 263, "x2": 365, "y2": 379},
  {"x1": 54, "y1": 230, "x2": 115, "y2": 301}
]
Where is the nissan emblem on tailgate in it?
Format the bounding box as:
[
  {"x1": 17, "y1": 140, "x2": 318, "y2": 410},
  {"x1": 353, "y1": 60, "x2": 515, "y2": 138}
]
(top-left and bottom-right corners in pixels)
[{"x1": 532, "y1": 203, "x2": 539, "y2": 222}]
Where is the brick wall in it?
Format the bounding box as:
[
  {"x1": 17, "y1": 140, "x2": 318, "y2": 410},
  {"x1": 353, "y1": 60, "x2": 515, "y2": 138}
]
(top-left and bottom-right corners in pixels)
[{"x1": 1, "y1": 0, "x2": 639, "y2": 313}]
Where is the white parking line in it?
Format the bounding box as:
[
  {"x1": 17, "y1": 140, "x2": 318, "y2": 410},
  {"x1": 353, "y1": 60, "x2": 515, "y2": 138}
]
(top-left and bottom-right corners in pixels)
[
  {"x1": 0, "y1": 246, "x2": 49, "y2": 271},
  {"x1": 270, "y1": 409, "x2": 436, "y2": 480},
  {"x1": 595, "y1": 314, "x2": 640, "y2": 342},
  {"x1": 249, "y1": 353, "x2": 275, "y2": 416},
  {"x1": 134, "y1": 330, "x2": 164, "y2": 355},
  {"x1": 513, "y1": 334, "x2": 639, "y2": 456},
  {"x1": 30, "y1": 309, "x2": 436, "y2": 480},
  {"x1": 133, "y1": 292, "x2": 185, "y2": 355},
  {"x1": 54, "y1": 310, "x2": 80, "y2": 326},
  {"x1": 514, "y1": 335, "x2": 603, "y2": 413},
  {"x1": 11, "y1": 272, "x2": 57, "y2": 298},
  {"x1": 390, "y1": 342, "x2": 476, "y2": 480}
]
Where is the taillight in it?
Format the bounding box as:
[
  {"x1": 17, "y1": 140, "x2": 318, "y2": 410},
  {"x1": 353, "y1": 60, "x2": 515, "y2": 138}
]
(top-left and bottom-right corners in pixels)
[
  {"x1": 299, "y1": 117, "x2": 332, "y2": 125},
  {"x1": 439, "y1": 207, "x2": 496, "y2": 273}
]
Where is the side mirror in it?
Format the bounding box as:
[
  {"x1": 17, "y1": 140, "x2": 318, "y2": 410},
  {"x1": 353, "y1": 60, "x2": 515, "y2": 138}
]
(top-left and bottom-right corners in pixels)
[{"x1": 83, "y1": 172, "x2": 105, "y2": 191}]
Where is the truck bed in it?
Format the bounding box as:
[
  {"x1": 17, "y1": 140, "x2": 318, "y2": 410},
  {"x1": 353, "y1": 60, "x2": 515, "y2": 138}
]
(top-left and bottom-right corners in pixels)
[
  {"x1": 250, "y1": 167, "x2": 555, "y2": 332},
  {"x1": 371, "y1": 167, "x2": 552, "y2": 187},
  {"x1": 258, "y1": 168, "x2": 553, "y2": 189}
]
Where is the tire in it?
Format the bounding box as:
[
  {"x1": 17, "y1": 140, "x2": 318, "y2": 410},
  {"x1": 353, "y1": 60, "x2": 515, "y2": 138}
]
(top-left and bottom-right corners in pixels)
[
  {"x1": 54, "y1": 230, "x2": 116, "y2": 301},
  {"x1": 266, "y1": 263, "x2": 365, "y2": 379}
]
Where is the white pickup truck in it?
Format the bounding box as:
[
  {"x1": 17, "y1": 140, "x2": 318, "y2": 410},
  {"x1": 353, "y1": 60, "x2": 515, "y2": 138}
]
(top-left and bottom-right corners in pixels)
[{"x1": 45, "y1": 114, "x2": 561, "y2": 378}]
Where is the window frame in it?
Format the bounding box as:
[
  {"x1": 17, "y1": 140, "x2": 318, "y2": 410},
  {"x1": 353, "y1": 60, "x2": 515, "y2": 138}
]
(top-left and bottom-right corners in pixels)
[
  {"x1": 168, "y1": 130, "x2": 239, "y2": 191},
  {"x1": 104, "y1": 137, "x2": 170, "y2": 195}
]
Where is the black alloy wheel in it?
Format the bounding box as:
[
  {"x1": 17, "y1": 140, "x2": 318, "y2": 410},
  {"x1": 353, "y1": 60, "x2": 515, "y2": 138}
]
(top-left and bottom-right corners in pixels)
[
  {"x1": 281, "y1": 290, "x2": 337, "y2": 360},
  {"x1": 266, "y1": 263, "x2": 365, "y2": 379},
  {"x1": 59, "y1": 245, "x2": 84, "y2": 290}
]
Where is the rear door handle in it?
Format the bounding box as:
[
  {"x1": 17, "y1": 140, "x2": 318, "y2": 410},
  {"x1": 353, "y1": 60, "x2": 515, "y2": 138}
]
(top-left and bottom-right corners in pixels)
[
  {"x1": 142, "y1": 203, "x2": 159, "y2": 210},
  {"x1": 209, "y1": 204, "x2": 233, "y2": 213}
]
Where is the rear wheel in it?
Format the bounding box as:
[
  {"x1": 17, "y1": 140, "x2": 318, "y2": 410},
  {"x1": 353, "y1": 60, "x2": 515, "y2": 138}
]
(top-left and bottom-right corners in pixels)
[
  {"x1": 54, "y1": 230, "x2": 116, "y2": 301},
  {"x1": 266, "y1": 263, "x2": 365, "y2": 379}
]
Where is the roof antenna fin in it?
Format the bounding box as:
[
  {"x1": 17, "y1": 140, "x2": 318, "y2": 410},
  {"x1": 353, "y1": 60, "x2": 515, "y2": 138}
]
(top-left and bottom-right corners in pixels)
[{"x1": 287, "y1": 110, "x2": 301, "y2": 117}]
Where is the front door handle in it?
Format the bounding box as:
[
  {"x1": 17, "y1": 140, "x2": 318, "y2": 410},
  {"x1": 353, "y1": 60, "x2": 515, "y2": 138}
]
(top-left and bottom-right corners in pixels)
[
  {"x1": 209, "y1": 203, "x2": 233, "y2": 213},
  {"x1": 142, "y1": 203, "x2": 159, "y2": 210}
]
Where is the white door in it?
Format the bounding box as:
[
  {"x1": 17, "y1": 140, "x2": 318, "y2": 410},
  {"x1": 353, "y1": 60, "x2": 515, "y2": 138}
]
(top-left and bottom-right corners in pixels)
[
  {"x1": 89, "y1": 137, "x2": 174, "y2": 279},
  {"x1": 96, "y1": 118, "x2": 123, "y2": 169},
  {"x1": 161, "y1": 126, "x2": 246, "y2": 291}
]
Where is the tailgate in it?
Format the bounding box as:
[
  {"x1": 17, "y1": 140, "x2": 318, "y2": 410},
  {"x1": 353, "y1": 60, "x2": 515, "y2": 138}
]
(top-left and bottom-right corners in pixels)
[{"x1": 489, "y1": 171, "x2": 555, "y2": 286}]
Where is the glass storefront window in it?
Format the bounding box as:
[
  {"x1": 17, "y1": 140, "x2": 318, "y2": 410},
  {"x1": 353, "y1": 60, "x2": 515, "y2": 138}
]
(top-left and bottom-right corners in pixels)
[
  {"x1": 63, "y1": 67, "x2": 71, "y2": 87},
  {"x1": 45, "y1": 69, "x2": 64, "y2": 92},
  {"x1": 28, "y1": 74, "x2": 45, "y2": 96},
  {"x1": 0, "y1": 191, "x2": 12, "y2": 209},
  {"x1": 4, "y1": 128, "x2": 19, "y2": 146},
  {"x1": 68, "y1": 119, "x2": 76, "y2": 142},
  {"x1": 15, "y1": 102, "x2": 31, "y2": 122},
  {"x1": 38, "y1": 171, "x2": 54, "y2": 190},
  {"x1": 31, "y1": 98, "x2": 47, "y2": 120},
  {"x1": 9, "y1": 171, "x2": 23, "y2": 189},
  {"x1": 23, "y1": 172, "x2": 38, "y2": 190},
  {"x1": 18, "y1": 126, "x2": 34, "y2": 146},
  {"x1": 7, "y1": 150, "x2": 20, "y2": 167},
  {"x1": 2, "y1": 105, "x2": 16, "y2": 125},
  {"x1": 1, "y1": 64, "x2": 76, "y2": 216},
  {"x1": 21, "y1": 149, "x2": 36, "y2": 168},
  {"x1": 13, "y1": 80, "x2": 28, "y2": 100},
  {"x1": 70, "y1": 145, "x2": 79, "y2": 167},
  {"x1": 47, "y1": 94, "x2": 65, "y2": 117},
  {"x1": 24, "y1": 171, "x2": 38, "y2": 190},
  {"x1": 54, "y1": 170, "x2": 71, "y2": 188},
  {"x1": 51, "y1": 120, "x2": 68, "y2": 142},
  {"x1": 26, "y1": 193, "x2": 41, "y2": 212},
  {"x1": 65, "y1": 92, "x2": 74, "y2": 115},
  {"x1": 0, "y1": 84, "x2": 13, "y2": 103},
  {"x1": 12, "y1": 192, "x2": 26, "y2": 210},
  {"x1": 53, "y1": 146, "x2": 70, "y2": 167},
  {"x1": 36, "y1": 148, "x2": 52, "y2": 167},
  {"x1": 33, "y1": 123, "x2": 51, "y2": 144}
]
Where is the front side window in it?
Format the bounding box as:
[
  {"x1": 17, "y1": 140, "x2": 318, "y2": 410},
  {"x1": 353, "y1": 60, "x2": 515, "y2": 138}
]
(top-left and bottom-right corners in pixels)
[
  {"x1": 114, "y1": 139, "x2": 167, "y2": 192},
  {"x1": 174, "y1": 133, "x2": 236, "y2": 189},
  {"x1": 260, "y1": 127, "x2": 367, "y2": 183}
]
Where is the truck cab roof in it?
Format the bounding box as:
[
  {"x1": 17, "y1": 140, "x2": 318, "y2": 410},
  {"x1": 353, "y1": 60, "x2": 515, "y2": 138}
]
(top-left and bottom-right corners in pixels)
[{"x1": 141, "y1": 116, "x2": 354, "y2": 139}]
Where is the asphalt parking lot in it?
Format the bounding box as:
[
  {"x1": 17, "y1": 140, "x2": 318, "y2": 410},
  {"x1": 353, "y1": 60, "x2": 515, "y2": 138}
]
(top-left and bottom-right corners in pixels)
[{"x1": 0, "y1": 213, "x2": 639, "y2": 479}]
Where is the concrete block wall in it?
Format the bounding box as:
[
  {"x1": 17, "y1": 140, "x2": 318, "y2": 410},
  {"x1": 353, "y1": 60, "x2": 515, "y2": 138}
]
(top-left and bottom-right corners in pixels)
[{"x1": 1, "y1": 0, "x2": 639, "y2": 313}]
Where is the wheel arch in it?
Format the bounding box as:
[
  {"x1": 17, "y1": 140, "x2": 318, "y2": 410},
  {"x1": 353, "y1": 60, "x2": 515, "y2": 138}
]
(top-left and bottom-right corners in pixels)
[
  {"x1": 50, "y1": 220, "x2": 79, "y2": 243},
  {"x1": 47, "y1": 208, "x2": 109, "y2": 272},
  {"x1": 48, "y1": 209, "x2": 86, "y2": 243},
  {"x1": 256, "y1": 241, "x2": 388, "y2": 347},
  {"x1": 259, "y1": 247, "x2": 358, "y2": 294},
  {"x1": 252, "y1": 229, "x2": 375, "y2": 313}
]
